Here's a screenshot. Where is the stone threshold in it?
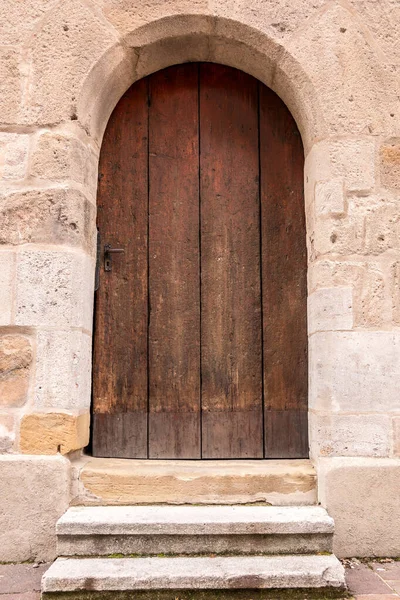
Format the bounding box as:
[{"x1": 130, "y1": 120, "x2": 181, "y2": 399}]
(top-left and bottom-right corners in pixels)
[{"x1": 74, "y1": 458, "x2": 317, "y2": 506}]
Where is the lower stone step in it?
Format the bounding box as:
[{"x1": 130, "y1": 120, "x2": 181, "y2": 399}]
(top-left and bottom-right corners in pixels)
[
  {"x1": 57, "y1": 505, "x2": 334, "y2": 556},
  {"x1": 42, "y1": 555, "x2": 346, "y2": 598}
]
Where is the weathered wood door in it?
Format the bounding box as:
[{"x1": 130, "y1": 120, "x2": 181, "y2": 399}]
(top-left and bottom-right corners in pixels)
[{"x1": 92, "y1": 63, "x2": 308, "y2": 460}]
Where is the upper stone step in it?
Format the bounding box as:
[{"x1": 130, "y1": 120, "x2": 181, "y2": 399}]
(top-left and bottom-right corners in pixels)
[
  {"x1": 56, "y1": 505, "x2": 334, "y2": 557},
  {"x1": 57, "y1": 505, "x2": 334, "y2": 536},
  {"x1": 76, "y1": 458, "x2": 317, "y2": 505},
  {"x1": 42, "y1": 555, "x2": 346, "y2": 594}
]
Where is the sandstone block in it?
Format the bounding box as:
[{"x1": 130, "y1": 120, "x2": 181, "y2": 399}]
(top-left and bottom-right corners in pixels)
[
  {"x1": 0, "y1": 188, "x2": 96, "y2": 253},
  {"x1": 391, "y1": 261, "x2": 400, "y2": 326},
  {"x1": 0, "y1": 250, "x2": 15, "y2": 326},
  {"x1": 30, "y1": 132, "x2": 98, "y2": 199},
  {"x1": 20, "y1": 411, "x2": 90, "y2": 455},
  {"x1": 34, "y1": 329, "x2": 92, "y2": 410},
  {"x1": 309, "y1": 412, "x2": 391, "y2": 458},
  {"x1": 0, "y1": 413, "x2": 15, "y2": 453},
  {"x1": 0, "y1": 47, "x2": 23, "y2": 125},
  {"x1": 15, "y1": 248, "x2": 95, "y2": 329},
  {"x1": 308, "y1": 287, "x2": 353, "y2": 335},
  {"x1": 348, "y1": 0, "x2": 400, "y2": 65},
  {"x1": 0, "y1": 455, "x2": 70, "y2": 561},
  {"x1": 380, "y1": 140, "x2": 400, "y2": 190},
  {"x1": 315, "y1": 179, "x2": 345, "y2": 216},
  {"x1": 393, "y1": 418, "x2": 400, "y2": 457},
  {"x1": 209, "y1": 0, "x2": 326, "y2": 42},
  {"x1": 309, "y1": 331, "x2": 400, "y2": 413},
  {"x1": 100, "y1": 0, "x2": 209, "y2": 39},
  {"x1": 25, "y1": 0, "x2": 118, "y2": 125},
  {"x1": 0, "y1": 133, "x2": 29, "y2": 180},
  {"x1": 0, "y1": 0, "x2": 58, "y2": 46},
  {"x1": 318, "y1": 457, "x2": 400, "y2": 557},
  {"x1": 0, "y1": 334, "x2": 33, "y2": 408},
  {"x1": 308, "y1": 260, "x2": 386, "y2": 328},
  {"x1": 283, "y1": 4, "x2": 397, "y2": 138}
]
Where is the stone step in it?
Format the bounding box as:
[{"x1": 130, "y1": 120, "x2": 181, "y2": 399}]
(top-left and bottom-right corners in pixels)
[
  {"x1": 57, "y1": 505, "x2": 334, "y2": 556},
  {"x1": 76, "y1": 457, "x2": 317, "y2": 506},
  {"x1": 42, "y1": 555, "x2": 346, "y2": 597}
]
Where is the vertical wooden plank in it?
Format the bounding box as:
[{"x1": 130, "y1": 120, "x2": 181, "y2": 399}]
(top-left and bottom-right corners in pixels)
[
  {"x1": 92, "y1": 80, "x2": 149, "y2": 458},
  {"x1": 259, "y1": 85, "x2": 308, "y2": 458},
  {"x1": 148, "y1": 64, "x2": 201, "y2": 458},
  {"x1": 200, "y1": 63, "x2": 263, "y2": 459}
]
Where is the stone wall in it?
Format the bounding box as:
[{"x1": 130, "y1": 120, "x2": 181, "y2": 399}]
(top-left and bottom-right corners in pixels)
[{"x1": 0, "y1": 0, "x2": 399, "y2": 560}]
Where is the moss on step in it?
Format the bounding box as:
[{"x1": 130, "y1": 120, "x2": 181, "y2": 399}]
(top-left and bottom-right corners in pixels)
[{"x1": 42, "y1": 588, "x2": 350, "y2": 600}]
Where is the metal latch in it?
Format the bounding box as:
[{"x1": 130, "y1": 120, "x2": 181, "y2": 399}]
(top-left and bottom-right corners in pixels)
[{"x1": 104, "y1": 243, "x2": 125, "y2": 272}]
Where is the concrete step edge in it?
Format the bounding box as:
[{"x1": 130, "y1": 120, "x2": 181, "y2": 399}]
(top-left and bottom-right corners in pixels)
[
  {"x1": 56, "y1": 506, "x2": 335, "y2": 536},
  {"x1": 42, "y1": 555, "x2": 346, "y2": 592}
]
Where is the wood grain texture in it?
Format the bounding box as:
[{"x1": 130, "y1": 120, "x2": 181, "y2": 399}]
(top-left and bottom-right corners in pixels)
[
  {"x1": 148, "y1": 65, "x2": 201, "y2": 458},
  {"x1": 92, "y1": 79, "x2": 149, "y2": 458},
  {"x1": 200, "y1": 64, "x2": 263, "y2": 459},
  {"x1": 259, "y1": 85, "x2": 308, "y2": 458}
]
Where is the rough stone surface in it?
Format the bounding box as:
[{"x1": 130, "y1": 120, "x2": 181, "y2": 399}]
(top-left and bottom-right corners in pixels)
[
  {"x1": 0, "y1": 334, "x2": 33, "y2": 408},
  {"x1": 34, "y1": 329, "x2": 92, "y2": 410},
  {"x1": 0, "y1": 188, "x2": 96, "y2": 253},
  {"x1": 0, "y1": 413, "x2": 15, "y2": 453},
  {"x1": 0, "y1": 133, "x2": 29, "y2": 181},
  {"x1": 0, "y1": 48, "x2": 23, "y2": 125},
  {"x1": 30, "y1": 132, "x2": 98, "y2": 198},
  {"x1": 57, "y1": 505, "x2": 334, "y2": 536},
  {"x1": 0, "y1": 251, "x2": 15, "y2": 327},
  {"x1": 308, "y1": 287, "x2": 353, "y2": 334},
  {"x1": 309, "y1": 413, "x2": 391, "y2": 458},
  {"x1": 393, "y1": 418, "x2": 400, "y2": 457},
  {"x1": 42, "y1": 555, "x2": 346, "y2": 591},
  {"x1": 309, "y1": 331, "x2": 400, "y2": 413},
  {"x1": 77, "y1": 458, "x2": 317, "y2": 506},
  {"x1": 380, "y1": 140, "x2": 400, "y2": 190},
  {"x1": 19, "y1": 412, "x2": 90, "y2": 455},
  {"x1": 318, "y1": 457, "x2": 400, "y2": 557},
  {"x1": 15, "y1": 249, "x2": 95, "y2": 329},
  {"x1": 308, "y1": 260, "x2": 386, "y2": 328},
  {"x1": 0, "y1": 455, "x2": 70, "y2": 562},
  {"x1": 315, "y1": 179, "x2": 345, "y2": 217}
]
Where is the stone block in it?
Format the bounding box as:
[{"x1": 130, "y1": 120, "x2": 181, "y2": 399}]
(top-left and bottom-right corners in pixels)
[
  {"x1": 309, "y1": 208, "x2": 364, "y2": 259},
  {"x1": 308, "y1": 287, "x2": 353, "y2": 334},
  {"x1": 0, "y1": 0, "x2": 59, "y2": 46},
  {"x1": 0, "y1": 455, "x2": 70, "y2": 561},
  {"x1": 380, "y1": 140, "x2": 400, "y2": 190},
  {"x1": 0, "y1": 133, "x2": 29, "y2": 180},
  {"x1": 0, "y1": 47, "x2": 23, "y2": 125},
  {"x1": 100, "y1": 0, "x2": 209, "y2": 39},
  {"x1": 0, "y1": 334, "x2": 33, "y2": 408},
  {"x1": 283, "y1": 4, "x2": 397, "y2": 138},
  {"x1": 34, "y1": 329, "x2": 92, "y2": 410},
  {"x1": 393, "y1": 418, "x2": 400, "y2": 457},
  {"x1": 0, "y1": 413, "x2": 15, "y2": 453},
  {"x1": 308, "y1": 260, "x2": 386, "y2": 328},
  {"x1": 209, "y1": 0, "x2": 326, "y2": 42},
  {"x1": 0, "y1": 250, "x2": 15, "y2": 326},
  {"x1": 0, "y1": 188, "x2": 96, "y2": 253},
  {"x1": 349, "y1": 0, "x2": 400, "y2": 65},
  {"x1": 30, "y1": 132, "x2": 98, "y2": 199},
  {"x1": 309, "y1": 412, "x2": 391, "y2": 458},
  {"x1": 309, "y1": 331, "x2": 400, "y2": 413},
  {"x1": 15, "y1": 248, "x2": 95, "y2": 329},
  {"x1": 315, "y1": 179, "x2": 345, "y2": 216},
  {"x1": 25, "y1": 0, "x2": 118, "y2": 125},
  {"x1": 19, "y1": 411, "x2": 90, "y2": 455},
  {"x1": 318, "y1": 457, "x2": 400, "y2": 557},
  {"x1": 391, "y1": 261, "x2": 400, "y2": 326}
]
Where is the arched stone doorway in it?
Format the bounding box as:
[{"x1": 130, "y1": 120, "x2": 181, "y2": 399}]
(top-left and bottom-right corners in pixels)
[{"x1": 92, "y1": 63, "x2": 307, "y2": 460}]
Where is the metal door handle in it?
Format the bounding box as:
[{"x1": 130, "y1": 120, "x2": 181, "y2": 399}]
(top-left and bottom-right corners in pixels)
[{"x1": 104, "y1": 243, "x2": 125, "y2": 272}]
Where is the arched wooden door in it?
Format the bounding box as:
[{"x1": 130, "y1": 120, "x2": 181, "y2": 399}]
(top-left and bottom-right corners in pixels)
[{"x1": 92, "y1": 63, "x2": 308, "y2": 460}]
